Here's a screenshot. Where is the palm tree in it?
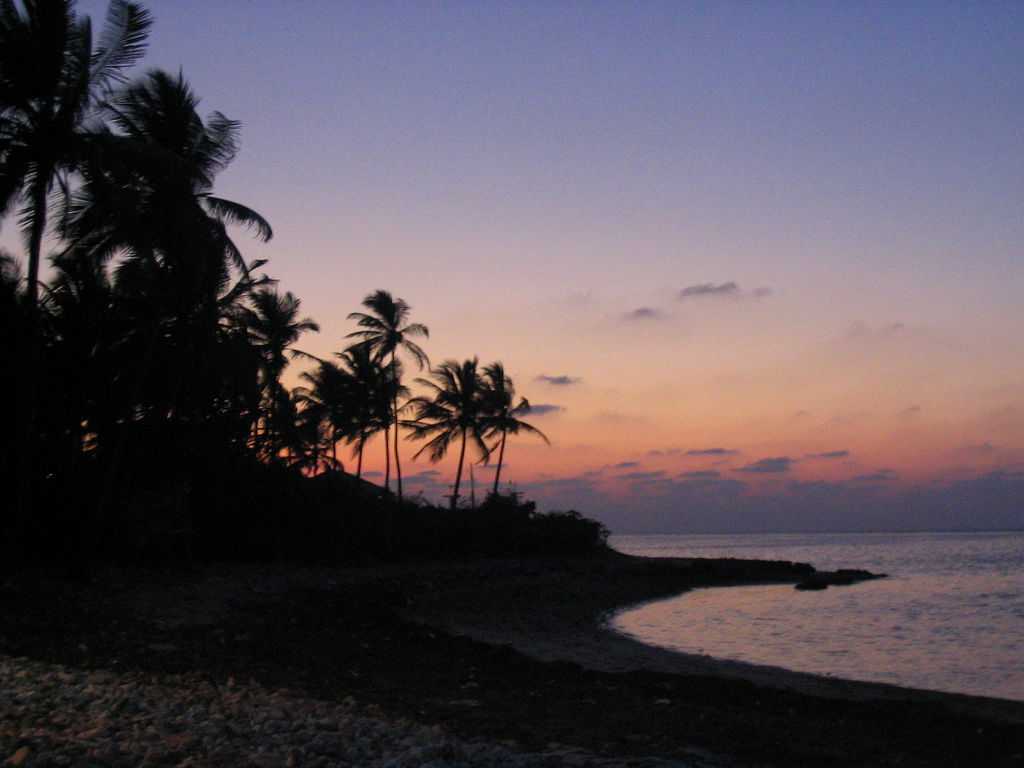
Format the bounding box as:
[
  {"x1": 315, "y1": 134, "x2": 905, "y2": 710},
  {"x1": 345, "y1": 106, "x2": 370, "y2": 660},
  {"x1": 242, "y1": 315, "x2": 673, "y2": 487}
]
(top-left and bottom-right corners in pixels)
[
  {"x1": 0, "y1": 0, "x2": 151, "y2": 314},
  {"x1": 346, "y1": 290, "x2": 428, "y2": 500},
  {"x1": 480, "y1": 362, "x2": 549, "y2": 495},
  {"x1": 65, "y1": 70, "x2": 273, "y2": 292},
  {"x1": 405, "y1": 357, "x2": 488, "y2": 510},
  {"x1": 243, "y1": 288, "x2": 319, "y2": 460},
  {"x1": 63, "y1": 69, "x2": 275, "y2": 457},
  {"x1": 294, "y1": 360, "x2": 352, "y2": 470},
  {"x1": 335, "y1": 343, "x2": 393, "y2": 481},
  {"x1": 0, "y1": 0, "x2": 151, "y2": 520}
]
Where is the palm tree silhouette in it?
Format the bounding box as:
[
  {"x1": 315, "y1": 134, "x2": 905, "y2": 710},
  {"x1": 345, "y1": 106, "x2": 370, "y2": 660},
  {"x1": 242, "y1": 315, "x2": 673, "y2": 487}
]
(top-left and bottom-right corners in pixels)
[
  {"x1": 64, "y1": 70, "x2": 274, "y2": 445},
  {"x1": 294, "y1": 360, "x2": 350, "y2": 470},
  {"x1": 244, "y1": 288, "x2": 319, "y2": 460},
  {"x1": 0, "y1": 0, "x2": 151, "y2": 519},
  {"x1": 346, "y1": 290, "x2": 428, "y2": 501},
  {"x1": 66, "y1": 70, "x2": 273, "y2": 285},
  {"x1": 480, "y1": 362, "x2": 549, "y2": 496},
  {"x1": 335, "y1": 343, "x2": 393, "y2": 481},
  {"x1": 0, "y1": 0, "x2": 151, "y2": 314},
  {"x1": 405, "y1": 357, "x2": 488, "y2": 510}
]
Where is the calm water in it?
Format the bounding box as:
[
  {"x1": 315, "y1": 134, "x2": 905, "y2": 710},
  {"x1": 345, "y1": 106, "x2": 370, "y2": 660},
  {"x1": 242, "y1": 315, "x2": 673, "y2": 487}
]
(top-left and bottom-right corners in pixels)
[{"x1": 609, "y1": 532, "x2": 1024, "y2": 701}]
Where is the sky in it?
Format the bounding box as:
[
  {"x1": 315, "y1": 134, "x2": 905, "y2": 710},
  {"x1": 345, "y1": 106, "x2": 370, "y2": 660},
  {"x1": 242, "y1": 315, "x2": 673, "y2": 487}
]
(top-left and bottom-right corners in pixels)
[{"x1": 9, "y1": 1, "x2": 1024, "y2": 532}]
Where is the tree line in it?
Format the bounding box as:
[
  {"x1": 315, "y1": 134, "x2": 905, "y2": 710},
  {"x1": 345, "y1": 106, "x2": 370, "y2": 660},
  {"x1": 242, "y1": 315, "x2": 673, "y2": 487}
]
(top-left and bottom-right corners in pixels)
[{"x1": 1, "y1": 0, "x2": 595, "y2": 565}]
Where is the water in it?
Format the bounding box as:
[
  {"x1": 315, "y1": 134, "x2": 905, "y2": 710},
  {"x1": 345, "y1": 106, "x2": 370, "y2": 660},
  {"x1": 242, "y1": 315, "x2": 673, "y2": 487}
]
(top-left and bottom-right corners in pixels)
[{"x1": 609, "y1": 531, "x2": 1024, "y2": 701}]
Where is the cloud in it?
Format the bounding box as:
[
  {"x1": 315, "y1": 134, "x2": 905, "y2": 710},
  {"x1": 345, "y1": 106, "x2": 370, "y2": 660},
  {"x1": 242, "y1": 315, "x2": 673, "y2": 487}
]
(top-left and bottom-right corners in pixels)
[
  {"x1": 852, "y1": 469, "x2": 897, "y2": 483},
  {"x1": 363, "y1": 471, "x2": 383, "y2": 478},
  {"x1": 735, "y1": 457, "x2": 794, "y2": 474},
  {"x1": 898, "y1": 405, "x2": 922, "y2": 418},
  {"x1": 622, "y1": 306, "x2": 663, "y2": 321},
  {"x1": 613, "y1": 461, "x2": 640, "y2": 469},
  {"x1": 677, "y1": 282, "x2": 771, "y2": 302},
  {"x1": 528, "y1": 403, "x2": 564, "y2": 416},
  {"x1": 846, "y1": 321, "x2": 906, "y2": 340},
  {"x1": 679, "y1": 470, "x2": 721, "y2": 480},
  {"x1": 406, "y1": 470, "x2": 444, "y2": 484},
  {"x1": 521, "y1": 465, "x2": 1024, "y2": 535},
  {"x1": 806, "y1": 450, "x2": 850, "y2": 460},
  {"x1": 678, "y1": 281, "x2": 740, "y2": 300},
  {"x1": 535, "y1": 374, "x2": 581, "y2": 387},
  {"x1": 621, "y1": 470, "x2": 667, "y2": 482},
  {"x1": 647, "y1": 448, "x2": 683, "y2": 457},
  {"x1": 961, "y1": 442, "x2": 996, "y2": 455},
  {"x1": 686, "y1": 448, "x2": 739, "y2": 457}
]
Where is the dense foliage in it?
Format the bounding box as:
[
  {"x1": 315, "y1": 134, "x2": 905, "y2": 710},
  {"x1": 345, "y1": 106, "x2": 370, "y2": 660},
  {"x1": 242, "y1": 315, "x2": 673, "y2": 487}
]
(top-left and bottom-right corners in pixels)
[{"x1": 0, "y1": 0, "x2": 606, "y2": 567}]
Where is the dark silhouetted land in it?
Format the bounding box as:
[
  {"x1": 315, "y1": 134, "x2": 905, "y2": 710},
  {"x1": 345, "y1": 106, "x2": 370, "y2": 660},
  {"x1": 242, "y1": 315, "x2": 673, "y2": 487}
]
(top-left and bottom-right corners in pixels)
[{"x1": 3, "y1": 553, "x2": 1022, "y2": 767}]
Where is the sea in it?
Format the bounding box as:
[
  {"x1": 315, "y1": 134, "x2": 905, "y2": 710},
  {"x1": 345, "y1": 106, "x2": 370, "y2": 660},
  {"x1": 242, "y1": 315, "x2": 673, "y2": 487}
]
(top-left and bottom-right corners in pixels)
[{"x1": 609, "y1": 531, "x2": 1024, "y2": 702}]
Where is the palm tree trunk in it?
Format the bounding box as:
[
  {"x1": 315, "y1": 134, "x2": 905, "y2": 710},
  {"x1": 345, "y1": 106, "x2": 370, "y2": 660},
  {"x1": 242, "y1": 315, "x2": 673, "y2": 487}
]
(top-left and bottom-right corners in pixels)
[
  {"x1": 451, "y1": 427, "x2": 468, "y2": 511},
  {"x1": 492, "y1": 429, "x2": 508, "y2": 495},
  {"x1": 96, "y1": 315, "x2": 161, "y2": 525},
  {"x1": 356, "y1": 433, "x2": 364, "y2": 480},
  {"x1": 391, "y1": 353, "x2": 403, "y2": 502},
  {"x1": 383, "y1": 425, "x2": 391, "y2": 492},
  {"x1": 14, "y1": 184, "x2": 48, "y2": 531},
  {"x1": 24, "y1": 183, "x2": 46, "y2": 312}
]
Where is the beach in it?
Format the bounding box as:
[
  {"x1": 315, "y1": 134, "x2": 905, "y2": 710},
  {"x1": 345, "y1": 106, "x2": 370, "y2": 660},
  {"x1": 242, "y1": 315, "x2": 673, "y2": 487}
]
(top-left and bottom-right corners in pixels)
[{"x1": 3, "y1": 554, "x2": 1023, "y2": 767}]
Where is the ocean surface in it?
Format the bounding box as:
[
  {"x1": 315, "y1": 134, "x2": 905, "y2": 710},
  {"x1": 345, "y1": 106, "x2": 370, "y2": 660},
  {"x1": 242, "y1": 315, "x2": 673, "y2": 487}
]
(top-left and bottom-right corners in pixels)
[{"x1": 609, "y1": 531, "x2": 1024, "y2": 701}]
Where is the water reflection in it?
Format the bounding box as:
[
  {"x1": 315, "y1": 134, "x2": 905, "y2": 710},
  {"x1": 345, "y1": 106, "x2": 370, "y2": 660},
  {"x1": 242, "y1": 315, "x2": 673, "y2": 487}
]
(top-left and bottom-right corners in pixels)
[{"x1": 610, "y1": 532, "x2": 1024, "y2": 701}]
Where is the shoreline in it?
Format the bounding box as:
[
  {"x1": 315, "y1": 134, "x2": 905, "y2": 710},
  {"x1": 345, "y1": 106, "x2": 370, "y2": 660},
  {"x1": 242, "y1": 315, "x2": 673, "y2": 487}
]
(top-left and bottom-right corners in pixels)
[
  {"x1": 601, "y1": 583, "x2": 1024, "y2": 711},
  {"x1": 4, "y1": 553, "x2": 1024, "y2": 766},
  {"x1": 403, "y1": 553, "x2": 1024, "y2": 721}
]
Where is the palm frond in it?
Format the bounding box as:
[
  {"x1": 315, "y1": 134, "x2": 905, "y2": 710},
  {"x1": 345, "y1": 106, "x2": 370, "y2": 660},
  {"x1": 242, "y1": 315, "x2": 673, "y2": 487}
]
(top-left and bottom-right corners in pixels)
[
  {"x1": 203, "y1": 195, "x2": 272, "y2": 241},
  {"x1": 90, "y1": 1, "x2": 152, "y2": 90}
]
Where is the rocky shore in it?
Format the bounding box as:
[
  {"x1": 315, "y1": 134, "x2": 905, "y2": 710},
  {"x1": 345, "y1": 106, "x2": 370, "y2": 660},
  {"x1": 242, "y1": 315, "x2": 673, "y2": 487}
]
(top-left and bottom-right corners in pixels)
[
  {"x1": 1, "y1": 655, "x2": 690, "y2": 767},
  {"x1": 3, "y1": 553, "x2": 1022, "y2": 767}
]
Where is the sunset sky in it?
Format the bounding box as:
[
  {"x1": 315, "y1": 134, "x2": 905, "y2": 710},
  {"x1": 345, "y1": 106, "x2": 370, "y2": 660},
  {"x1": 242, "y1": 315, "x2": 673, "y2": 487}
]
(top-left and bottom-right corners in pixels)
[{"x1": 11, "y1": 1, "x2": 1023, "y2": 532}]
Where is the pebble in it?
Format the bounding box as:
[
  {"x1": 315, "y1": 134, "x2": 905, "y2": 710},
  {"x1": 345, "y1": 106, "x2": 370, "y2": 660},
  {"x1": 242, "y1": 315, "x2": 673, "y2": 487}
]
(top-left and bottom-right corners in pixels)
[{"x1": 0, "y1": 655, "x2": 694, "y2": 767}]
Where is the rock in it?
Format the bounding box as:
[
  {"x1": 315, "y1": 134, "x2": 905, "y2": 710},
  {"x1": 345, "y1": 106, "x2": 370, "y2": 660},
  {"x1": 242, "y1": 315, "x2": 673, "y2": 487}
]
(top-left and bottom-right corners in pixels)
[
  {"x1": 795, "y1": 568, "x2": 886, "y2": 590},
  {"x1": 5, "y1": 746, "x2": 30, "y2": 767}
]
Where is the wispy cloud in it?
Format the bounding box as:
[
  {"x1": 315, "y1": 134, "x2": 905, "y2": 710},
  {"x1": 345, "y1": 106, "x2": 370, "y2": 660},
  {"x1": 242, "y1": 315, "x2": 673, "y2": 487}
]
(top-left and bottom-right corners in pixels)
[
  {"x1": 806, "y1": 450, "x2": 850, "y2": 460},
  {"x1": 679, "y1": 470, "x2": 722, "y2": 480},
  {"x1": 846, "y1": 321, "x2": 906, "y2": 340},
  {"x1": 613, "y1": 461, "x2": 640, "y2": 469},
  {"x1": 622, "y1": 307, "x2": 663, "y2": 321},
  {"x1": 852, "y1": 469, "x2": 897, "y2": 483},
  {"x1": 535, "y1": 374, "x2": 581, "y2": 386},
  {"x1": 898, "y1": 405, "x2": 922, "y2": 418},
  {"x1": 647, "y1": 448, "x2": 683, "y2": 457},
  {"x1": 407, "y1": 469, "x2": 443, "y2": 482},
  {"x1": 679, "y1": 281, "x2": 740, "y2": 300},
  {"x1": 678, "y1": 282, "x2": 771, "y2": 301},
  {"x1": 735, "y1": 457, "x2": 794, "y2": 474},
  {"x1": 621, "y1": 470, "x2": 667, "y2": 482},
  {"x1": 961, "y1": 442, "x2": 997, "y2": 455},
  {"x1": 529, "y1": 403, "x2": 564, "y2": 416},
  {"x1": 687, "y1": 448, "x2": 739, "y2": 457}
]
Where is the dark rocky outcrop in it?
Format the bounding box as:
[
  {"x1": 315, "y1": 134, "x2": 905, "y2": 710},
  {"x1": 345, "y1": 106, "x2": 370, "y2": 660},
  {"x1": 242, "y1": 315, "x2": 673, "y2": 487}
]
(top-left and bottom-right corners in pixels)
[{"x1": 795, "y1": 569, "x2": 886, "y2": 590}]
